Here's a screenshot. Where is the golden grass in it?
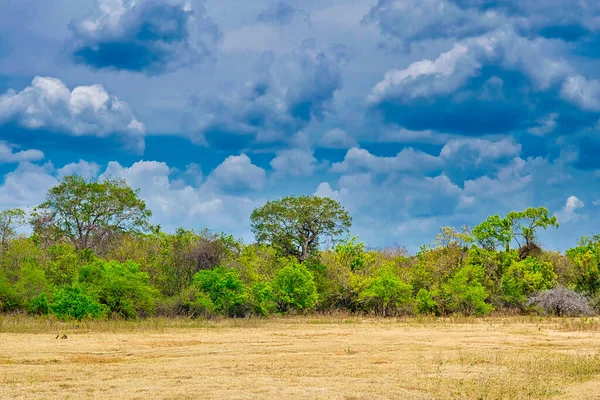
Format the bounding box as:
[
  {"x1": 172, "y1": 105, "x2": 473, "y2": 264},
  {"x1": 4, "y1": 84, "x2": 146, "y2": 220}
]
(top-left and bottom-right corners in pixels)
[{"x1": 1, "y1": 315, "x2": 600, "y2": 399}]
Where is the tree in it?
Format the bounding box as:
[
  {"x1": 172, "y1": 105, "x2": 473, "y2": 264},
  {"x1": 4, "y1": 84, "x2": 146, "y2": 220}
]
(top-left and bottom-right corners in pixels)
[
  {"x1": 250, "y1": 195, "x2": 352, "y2": 262},
  {"x1": 272, "y1": 263, "x2": 318, "y2": 313},
  {"x1": 31, "y1": 175, "x2": 151, "y2": 252},
  {"x1": 506, "y1": 207, "x2": 559, "y2": 250},
  {"x1": 0, "y1": 208, "x2": 26, "y2": 251},
  {"x1": 472, "y1": 215, "x2": 513, "y2": 252}
]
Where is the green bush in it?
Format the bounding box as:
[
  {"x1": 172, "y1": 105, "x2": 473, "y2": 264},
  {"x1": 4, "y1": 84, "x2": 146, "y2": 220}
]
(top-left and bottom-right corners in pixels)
[
  {"x1": 443, "y1": 265, "x2": 493, "y2": 316},
  {"x1": 0, "y1": 274, "x2": 20, "y2": 312},
  {"x1": 50, "y1": 286, "x2": 108, "y2": 320},
  {"x1": 15, "y1": 266, "x2": 49, "y2": 306},
  {"x1": 79, "y1": 259, "x2": 159, "y2": 319},
  {"x1": 250, "y1": 282, "x2": 276, "y2": 316},
  {"x1": 502, "y1": 257, "x2": 556, "y2": 307},
  {"x1": 272, "y1": 264, "x2": 318, "y2": 313},
  {"x1": 27, "y1": 293, "x2": 49, "y2": 315},
  {"x1": 359, "y1": 268, "x2": 412, "y2": 316},
  {"x1": 193, "y1": 267, "x2": 249, "y2": 317},
  {"x1": 416, "y1": 288, "x2": 438, "y2": 315},
  {"x1": 44, "y1": 244, "x2": 81, "y2": 286}
]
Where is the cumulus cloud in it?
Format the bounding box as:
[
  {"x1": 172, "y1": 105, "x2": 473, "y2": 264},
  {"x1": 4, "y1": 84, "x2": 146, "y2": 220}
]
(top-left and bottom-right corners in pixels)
[
  {"x1": 257, "y1": 1, "x2": 311, "y2": 26},
  {"x1": 0, "y1": 142, "x2": 44, "y2": 163},
  {"x1": 0, "y1": 77, "x2": 145, "y2": 152},
  {"x1": 69, "y1": 0, "x2": 221, "y2": 74},
  {"x1": 0, "y1": 162, "x2": 57, "y2": 210},
  {"x1": 561, "y1": 75, "x2": 600, "y2": 111},
  {"x1": 205, "y1": 154, "x2": 266, "y2": 193},
  {"x1": 57, "y1": 160, "x2": 102, "y2": 180},
  {"x1": 318, "y1": 128, "x2": 357, "y2": 149},
  {"x1": 554, "y1": 195, "x2": 585, "y2": 222},
  {"x1": 363, "y1": 0, "x2": 503, "y2": 51},
  {"x1": 364, "y1": 0, "x2": 600, "y2": 50},
  {"x1": 195, "y1": 39, "x2": 347, "y2": 149},
  {"x1": 331, "y1": 147, "x2": 442, "y2": 174},
  {"x1": 367, "y1": 30, "x2": 582, "y2": 134},
  {"x1": 270, "y1": 149, "x2": 318, "y2": 177},
  {"x1": 440, "y1": 138, "x2": 521, "y2": 165}
]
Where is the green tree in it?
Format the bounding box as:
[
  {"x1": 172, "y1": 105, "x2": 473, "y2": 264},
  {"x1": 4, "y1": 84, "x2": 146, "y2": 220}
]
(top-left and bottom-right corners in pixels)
[
  {"x1": 50, "y1": 286, "x2": 108, "y2": 320},
  {"x1": 506, "y1": 207, "x2": 559, "y2": 250},
  {"x1": 442, "y1": 264, "x2": 493, "y2": 316},
  {"x1": 566, "y1": 235, "x2": 600, "y2": 296},
  {"x1": 32, "y1": 175, "x2": 151, "y2": 253},
  {"x1": 272, "y1": 263, "x2": 318, "y2": 313},
  {"x1": 502, "y1": 257, "x2": 556, "y2": 307},
  {"x1": 193, "y1": 267, "x2": 249, "y2": 317},
  {"x1": 472, "y1": 215, "x2": 513, "y2": 252},
  {"x1": 359, "y1": 268, "x2": 412, "y2": 316},
  {"x1": 0, "y1": 208, "x2": 26, "y2": 252},
  {"x1": 79, "y1": 259, "x2": 159, "y2": 319},
  {"x1": 251, "y1": 195, "x2": 352, "y2": 262}
]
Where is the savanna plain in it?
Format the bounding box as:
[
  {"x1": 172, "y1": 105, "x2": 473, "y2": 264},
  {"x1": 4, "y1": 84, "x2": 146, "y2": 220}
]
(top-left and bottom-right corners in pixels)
[{"x1": 2, "y1": 316, "x2": 600, "y2": 400}]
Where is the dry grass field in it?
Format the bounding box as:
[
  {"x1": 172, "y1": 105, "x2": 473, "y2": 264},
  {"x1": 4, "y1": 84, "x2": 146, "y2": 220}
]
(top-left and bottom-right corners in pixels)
[{"x1": 2, "y1": 316, "x2": 600, "y2": 399}]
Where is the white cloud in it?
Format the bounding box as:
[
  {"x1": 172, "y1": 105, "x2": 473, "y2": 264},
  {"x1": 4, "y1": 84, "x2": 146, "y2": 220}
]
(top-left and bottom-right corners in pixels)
[
  {"x1": 318, "y1": 128, "x2": 357, "y2": 149},
  {"x1": 555, "y1": 195, "x2": 585, "y2": 223},
  {"x1": 331, "y1": 146, "x2": 442, "y2": 174},
  {"x1": 561, "y1": 75, "x2": 600, "y2": 111},
  {"x1": 0, "y1": 77, "x2": 145, "y2": 152},
  {"x1": 57, "y1": 160, "x2": 101, "y2": 180},
  {"x1": 0, "y1": 142, "x2": 44, "y2": 163},
  {"x1": 440, "y1": 138, "x2": 522, "y2": 165},
  {"x1": 0, "y1": 162, "x2": 57, "y2": 210},
  {"x1": 206, "y1": 154, "x2": 266, "y2": 192},
  {"x1": 270, "y1": 149, "x2": 318, "y2": 177}
]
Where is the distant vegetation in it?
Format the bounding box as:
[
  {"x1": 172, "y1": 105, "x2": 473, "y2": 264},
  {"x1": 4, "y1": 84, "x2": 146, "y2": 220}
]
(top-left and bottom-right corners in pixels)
[{"x1": 1, "y1": 175, "x2": 599, "y2": 320}]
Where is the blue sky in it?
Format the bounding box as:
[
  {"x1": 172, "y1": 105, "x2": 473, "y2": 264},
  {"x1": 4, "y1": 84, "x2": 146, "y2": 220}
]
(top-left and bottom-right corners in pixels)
[{"x1": 1, "y1": 0, "x2": 599, "y2": 251}]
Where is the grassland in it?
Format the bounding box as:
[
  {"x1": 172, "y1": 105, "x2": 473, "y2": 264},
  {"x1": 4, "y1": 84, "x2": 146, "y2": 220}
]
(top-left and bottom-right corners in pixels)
[{"x1": 2, "y1": 315, "x2": 600, "y2": 399}]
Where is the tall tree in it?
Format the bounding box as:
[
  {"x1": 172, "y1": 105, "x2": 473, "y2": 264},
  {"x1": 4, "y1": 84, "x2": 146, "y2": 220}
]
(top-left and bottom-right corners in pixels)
[
  {"x1": 250, "y1": 195, "x2": 352, "y2": 262},
  {"x1": 0, "y1": 208, "x2": 26, "y2": 251},
  {"x1": 31, "y1": 175, "x2": 151, "y2": 252},
  {"x1": 506, "y1": 207, "x2": 559, "y2": 249}
]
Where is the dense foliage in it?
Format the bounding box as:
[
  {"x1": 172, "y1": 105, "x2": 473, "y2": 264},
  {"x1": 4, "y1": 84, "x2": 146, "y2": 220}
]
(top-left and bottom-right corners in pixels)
[{"x1": 0, "y1": 175, "x2": 597, "y2": 320}]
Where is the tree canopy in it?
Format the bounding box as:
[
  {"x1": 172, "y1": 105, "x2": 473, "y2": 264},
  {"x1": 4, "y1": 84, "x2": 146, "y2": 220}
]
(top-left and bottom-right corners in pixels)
[
  {"x1": 31, "y1": 175, "x2": 151, "y2": 252},
  {"x1": 250, "y1": 195, "x2": 352, "y2": 262}
]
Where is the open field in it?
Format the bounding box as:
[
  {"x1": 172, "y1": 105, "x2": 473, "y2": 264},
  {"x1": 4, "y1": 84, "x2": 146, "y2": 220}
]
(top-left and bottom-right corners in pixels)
[{"x1": 2, "y1": 316, "x2": 600, "y2": 399}]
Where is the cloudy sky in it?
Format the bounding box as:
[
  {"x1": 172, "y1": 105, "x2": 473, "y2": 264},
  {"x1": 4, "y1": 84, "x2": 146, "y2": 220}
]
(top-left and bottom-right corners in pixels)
[{"x1": 1, "y1": 0, "x2": 599, "y2": 251}]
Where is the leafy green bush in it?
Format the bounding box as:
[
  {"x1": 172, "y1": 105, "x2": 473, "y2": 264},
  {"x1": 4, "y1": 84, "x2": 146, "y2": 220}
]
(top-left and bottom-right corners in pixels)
[
  {"x1": 416, "y1": 288, "x2": 438, "y2": 315},
  {"x1": 250, "y1": 282, "x2": 276, "y2": 316},
  {"x1": 0, "y1": 273, "x2": 20, "y2": 312},
  {"x1": 15, "y1": 266, "x2": 49, "y2": 306},
  {"x1": 193, "y1": 267, "x2": 249, "y2": 317},
  {"x1": 50, "y1": 286, "x2": 108, "y2": 320},
  {"x1": 27, "y1": 293, "x2": 49, "y2": 315},
  {"x1": 44, "y1": 244, "x2": 81, "y2": 286},
  {"x1": 359, "y1": 268, "x2": 412, "y2": 316},
  {"x1": 272, "y1": 264, "x2": 318, "y2": 313},
  {"x1": 79, "y1": 259, "x2": 159, "y2": 319},
  {"x1": 502, "y1": 257, "x2": 556, "y2": 307},
  {"x1": 443, "y1": 265, "x2": 493, "y2": 316}
]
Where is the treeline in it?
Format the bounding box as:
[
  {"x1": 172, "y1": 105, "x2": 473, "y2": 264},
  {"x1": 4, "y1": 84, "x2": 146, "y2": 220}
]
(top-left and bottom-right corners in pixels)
[{"x1": 1, "y1": 175, "x2": 599, "y2": 320}]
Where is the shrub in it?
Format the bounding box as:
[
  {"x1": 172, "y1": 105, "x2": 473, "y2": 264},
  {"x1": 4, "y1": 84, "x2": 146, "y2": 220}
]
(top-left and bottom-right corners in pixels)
[
  {"x1": 359, "y1": 268, "x2": 412, "y2": 316},
  {"x1": 502, "y1": 257, "x2": 556, "y2": 307},
  {"x1": 50, "y1": 286, "x2": 108, "y2": 320},
  {"x1": 193, "y1": 267, "x2": 249, "y2": 317},
  {"x1": 416, "y1": 288, "x2": 438, "y2": 315},
  {"x1": 443, "y1": 265, "x2": 493, "y2": 316},
  {"x1": 272, "y1": 264, "x2": 318, "y2": 313},
  {"x1": 0, "y1": 274, "x2": 20, "y2": 312},
  {"x1": 15, "y1": 266, "x2": 49, "y2": 305},
  {"x1": 528, "y1": 286, "x2": 594, "y2": 317},
  {"x1": 250, "y1": 282, "x2": 276, "y2": 316},
  {"x1": 79, "y1": 259, "x2": 159, "y2": 319},
  {"x1": 27, "y1": 293, "x2": 49, "y2": 315}
]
